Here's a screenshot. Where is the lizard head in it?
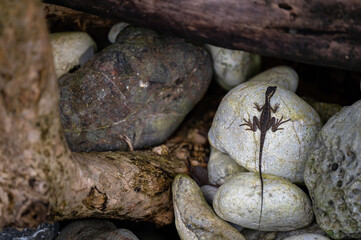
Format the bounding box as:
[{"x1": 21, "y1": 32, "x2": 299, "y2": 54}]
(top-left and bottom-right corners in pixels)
[{"x1": 265, "y1": 86, "x2": 277, "y2": 99}]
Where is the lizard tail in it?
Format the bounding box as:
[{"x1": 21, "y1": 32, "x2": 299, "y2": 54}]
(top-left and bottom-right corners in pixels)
[{"x1": 258, "y1": 132, "x2": 265, "y2": 229}]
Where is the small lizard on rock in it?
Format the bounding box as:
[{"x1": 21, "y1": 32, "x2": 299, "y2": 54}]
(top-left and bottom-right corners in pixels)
[{"x1": 240, "y1": 86, "x2": 290, "y2": 229}]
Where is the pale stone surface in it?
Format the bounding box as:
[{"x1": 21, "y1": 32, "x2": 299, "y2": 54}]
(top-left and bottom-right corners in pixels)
[
  {"x1": 172, "y1": 174, "x2": 245, "y2": 240},
  {"x1": 206, "y1": 44, "x2": 261, "y2": 90},
  {"x1": 213, "y1": 172, "x2": 314, "y2": 231},
  {"x1": 50, "y1": 32, "x2": 97, "y2": 77},
  {"x1": 248, "y1": 65, "x2": 298, "y2": 92},
  {"x1": 108, "y1": 22, "x2": 130, "y2": 43},
  {"x1": 304, "y1": 100, "x2": 361, "y2": 239},
  {"x1": 283, "y1": 233, "x2": 330, "y2": 240},
  {"x1": 208, "y1": 83, "x2": 321, "y2": 183},
  {"x1": 242, "y1": 222, "x2": 329, "y2": 240},
  {"x1": 208, "y1": 146, "x2": 247, "y2": 186}
]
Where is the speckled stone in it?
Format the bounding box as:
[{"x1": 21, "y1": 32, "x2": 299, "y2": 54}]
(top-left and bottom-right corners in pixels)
[
  {"x1": 304, "y1": 100, "x2": 361, "y2": 239},
  {"x1": 206, "y1": 44, "x2": 261, "y2": 90},
  {"x1": 59, "y1": 27, "x2": 212, "y2": 152},
  {"x1": 172, "y1": 174, "x2": 245, "y2": 240},
  {"x1": 209, "y1": 83, "x2": 321, "y2": 183},
  {"x1": 283, "y1": 233, "x2": 330, "y2": 240},
  {"x1": 248, "y1": 66, "x2": 299, "y2": 92},
  {"x1": 213, "y1": 172, "x2": 314, "y2": 231},
  {"x1": 50, "y1": 32, "x2": 97, "y2": 77},
  {"x1": 208, "y1": 146, "x2": 247, "y2": 186}
]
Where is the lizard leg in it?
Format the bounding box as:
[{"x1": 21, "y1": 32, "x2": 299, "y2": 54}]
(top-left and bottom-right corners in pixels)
[
  {"x1": 271, "y1": 116, "x2": 291, "y2": 132},
  {"x1": 239, "y1": 116, "x2": 259, "y2": 131},
  {"x1": 271, "y1": 103, "x2": 280, "y2": 113},
  {"x1": 254, "y1": 102, "x2": 263, "y2": 112}
]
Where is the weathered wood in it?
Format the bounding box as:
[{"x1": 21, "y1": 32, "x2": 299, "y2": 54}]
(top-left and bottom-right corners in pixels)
[
  {"x1": 0, "y1": 0, "x2": 187, "y2": 229},
  {"x1": 44, "y1": 0, "x2": 361, "y2": 72}
]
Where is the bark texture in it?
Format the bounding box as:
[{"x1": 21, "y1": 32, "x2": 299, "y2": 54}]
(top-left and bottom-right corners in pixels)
[
  {"x1": 44, "y1": 0, "x2": 361, "y2": 72},
  {"x1": 0, "y1": 0, "x2": 187, "y2": 229}
]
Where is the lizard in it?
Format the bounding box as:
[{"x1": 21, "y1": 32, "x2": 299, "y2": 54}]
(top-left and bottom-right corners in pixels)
[{"x1": 239, "y1": 86, "x2": 290, "y2": 229}]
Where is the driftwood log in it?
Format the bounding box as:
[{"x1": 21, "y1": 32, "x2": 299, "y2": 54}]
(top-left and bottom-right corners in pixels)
[
  {"x1": 44, "y1": 0, "x2": 361, "y2": 72},
  {"x1": 0, "y1": 0, "x2": 188, "y2": 228}
]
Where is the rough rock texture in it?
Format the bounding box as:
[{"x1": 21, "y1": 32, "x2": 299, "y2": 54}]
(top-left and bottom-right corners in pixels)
[
  {"x1": 59, "y1": 27, "x2": 212, "y2": 152},
  {"x1": 304, "y1": 100, "x2": 361, "y2": 239},
  {"x1": 0, "y1": 223, "x2": 59, "y2": 240},
  {"x1": 213, "y1": 172, "x2": 314, "y2": 231},
  {"x1": 56, "y1": 219, "x2": 139, "y2": 240},
  {"x1": 172, "y1": 174, "x2": 245, "y2": 240},
  {"x1": 209, "y1": 83, "x2": 321, "y2": 183},
  {"x1": 0, "y1": 1, "x2": 187, "y2": 228}
]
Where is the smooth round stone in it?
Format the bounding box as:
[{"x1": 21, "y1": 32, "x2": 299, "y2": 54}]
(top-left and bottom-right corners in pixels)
[
  {"x1": 248, "y1": 66, "x2": 298, "y2": 92},
  {"x1": 283, "y1": 233, "x2": 330, "y2": 240},
  {"x1": 304, "y1": 100, "x2": 361, "y2": 239},
  {"x1": 50, "y1": 32, "x2": 97, "y2": 77},
  {"x1": 208, "y1": 83, "x2": 321, "y2": 183},
  {"x1": 208, "y1": 146, "x2": 247, "y2": 186},
  {"x1": 56, "y1": 219, "x2": 139, "y2": 240},
  {"x1": 206, "y1": 44, "x2": 261, "y2": 90},
  {"x1": 213, "y1": 172, "x2": 314, "y2": 231},
  {"x1": 173, "y1": 174, "x2": 245, "y2": 240},
  {"x1": 274, "y1": 222, "x2": 329, "y2": 240},
  {"x1": 201, "y1": 185, "x2": 218, "y2": 206},
  {"x1": 108, "y1": 22, "x2": 129, "y2": 43}
]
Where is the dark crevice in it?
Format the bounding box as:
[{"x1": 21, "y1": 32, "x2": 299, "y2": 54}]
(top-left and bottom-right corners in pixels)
[
  {"x1": 278, "y1": 3, "x2": 293, "y2": 11},
  {"x1": 267, "y1": 26, "x2": 347, "y2": 37}
]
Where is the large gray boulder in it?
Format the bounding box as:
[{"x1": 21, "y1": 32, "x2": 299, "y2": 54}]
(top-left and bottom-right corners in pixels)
[{"x1": 304, "y1": 100, "x2": 361, "y2": 239}]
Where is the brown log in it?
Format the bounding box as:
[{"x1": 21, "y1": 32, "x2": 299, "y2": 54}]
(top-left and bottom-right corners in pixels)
[
  {"x1": 0, "y1": 0, "x2": 187, "y2": 228},
  {"x1": 44, "y1": 0, "x2": 361, "y2": 72}
]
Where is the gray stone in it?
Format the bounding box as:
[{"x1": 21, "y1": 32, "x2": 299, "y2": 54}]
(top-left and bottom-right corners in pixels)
[
  {"x1": 108, "y1": 22, "x2": 129, "y2": 43},
  {"x1": 248, "y1": 66, "x2": 299, "y2": 92},
  {"x1": 208, "y1": 146, "x2": 247, "y2": 186},
  {"x1": 201, "y1": 184, "x2": 218, "y2": 206},
  {"x1": 0, "y1": 222, "x2": 58, "y2": 240},
  {"x1": 50, "y1": 32, "x2": 97, "y2": 77},
  {"x1": 209, "y1": 82, "x2": 321, "y2": 183},
  {"x1": 206, "y1": 45, "x2": 261, "y2": 90},
  {"x1": 241, "y1": 222, "x2": 329, "y2": 240},
  {"x1": 283, "y1": 233, "x2": 330, "y2": 240},
  {"x1": 56, "y1": 219, "x2": 139, "y2": 240},
  {"x1": 304, "y1": 100, "x2": 361, "y2": 239},
  {"x1": 172, "y1": 174, "x2": 245, "y2": 240},
  {"x1": 241, "y1": 229, "x2": 277, "y2": 240},
  {"x1": 59, "y1": 27, "x2": 212, "y2": 152},
  {"x1": 274, "y1": 222, "x2": 330, "y2": 240},
  {"x1": 213, "y1": 172, "x2": 314, "y2": 231}
]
